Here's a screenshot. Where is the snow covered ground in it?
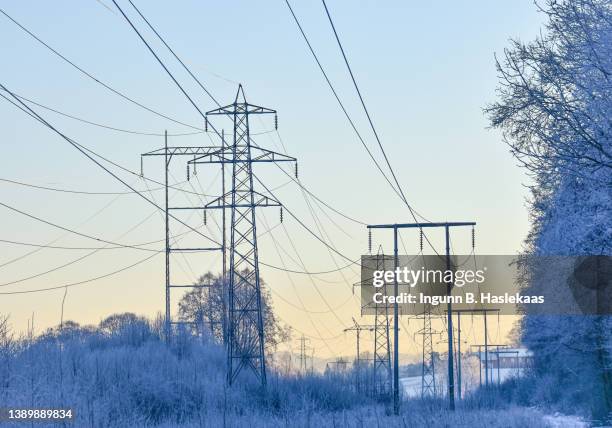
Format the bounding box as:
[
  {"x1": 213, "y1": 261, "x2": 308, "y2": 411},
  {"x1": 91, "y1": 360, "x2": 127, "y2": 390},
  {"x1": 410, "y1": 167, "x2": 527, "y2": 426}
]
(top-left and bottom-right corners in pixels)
[
  {"x1": 542, "y1": 413, "x2": 588, "y2": 428},
  {"x1": 401, "y1": 367, "x2": 526, "y2": 398},
  {"x1": 401, "y1": 376, "x2": 589, "y2": 427},
  {"x1": 400, "y1": 376, "x2": 422, "y2": 398}
]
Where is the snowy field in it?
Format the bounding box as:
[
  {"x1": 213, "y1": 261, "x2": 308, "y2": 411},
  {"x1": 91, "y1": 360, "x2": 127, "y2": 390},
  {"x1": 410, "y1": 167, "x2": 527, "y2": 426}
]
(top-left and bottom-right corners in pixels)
[{"x1": 401, "y1": 367, "x2": 526, "y2": 398}]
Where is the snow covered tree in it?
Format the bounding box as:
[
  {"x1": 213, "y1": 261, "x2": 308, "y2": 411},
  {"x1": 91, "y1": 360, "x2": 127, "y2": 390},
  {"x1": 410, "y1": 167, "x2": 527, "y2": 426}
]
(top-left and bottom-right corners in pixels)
[
  {"x1": 99, "y1": 313, "x2": 151, "y2": 346},
  {"x1": 487, "y1": 0, "x2": 612, "y2": 421},
  {"x1": 487, "y1": 0, "x2": 612, "y2": 185},
  {"x1": 178, "y1": 271, "x2": 291, "y2": 353}
]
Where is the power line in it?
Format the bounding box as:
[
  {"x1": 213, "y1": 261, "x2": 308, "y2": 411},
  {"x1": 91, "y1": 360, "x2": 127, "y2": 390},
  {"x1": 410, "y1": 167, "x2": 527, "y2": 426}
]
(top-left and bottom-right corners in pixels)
[
  {"x1": 278, "y1": 173, "x2": 362, "y2": 332},
  {"x1": 125, "y1": 0, "x2": 221, "y2": 107},
  {"x1": 282, "y1": 0, "x2": 406, "y2": 204},
  {"x1": 0, "y1": 238, "x2": 160, "y2": 251},
  {"x1": 0, "y1": 83, "x2": 221, "y2": 249},
  {"x1": 122, "y1": 0, "x2": 369, "y2": 239},
  {"x1": 320, "y1": 0, "x2": 423, "y2": 220},
  {"x1": 103, "y1": 2, "x2": 363, "y2": 273},
  {"x1": 0, "y1": 174, "x2": 146, "y2": 269},
  {"x1": 86, "y1": 3, "x2": 376, "y2": 289},
  {"x1": 109, "y1": 0, "x2": 209, "y2": 122},
  {"x1": 259, "y1": 212, "x2": 341, "y2": 357},
  {"x1": 0, "y1": 252, "x2": 99, "y2": 287},
  {"x1": 0, "y1": 19, "x2": 228, "y2": 199},
  {"x1": 0, "y1": 177, "x2": 185, "y2": 196},
  {"x1": 268, "y1": 285, "x2": 354, "y2": 314},
  {"x1": 0, "y1": 163, "x2": 351, "y2": 276},
  {"x1": 5, "y1": 1, "x2": 387, "y2": 249},
  {"x1": 0, "y1": 252, "x2": 160, "y2": 295},
  {"x1": 94, "y1": 0, "x2": 117, "y2": 15},
  {"x1": 272, "y1": 161, "x2": 368, "y2": 226},
  {"x1": 122, "y1": 0, "x2": 411, "y2": 243},
  {"x1": 260, "y1": 255, "x2": 358, "y2": 275},
  {"x1": 109, "y1": 0, "x2": 370, "y2": 254},
  {"x1": 253, "y1": 130, "x2": 366, "y2": 287},
  {"x1": 254, "y1": 173, "x2": 358, "y2": 265},
  {"x1": 303, "y1": 1, "x2": 443, "y2": 255},
  {"x1": 0, "y1": 81, "x2": 228, "y2": 284},
  {"x1": 0, "y1": 8, "x2": 203, "y2": 131},
  {"x1": 276, "y1": 219, "x2": 351, "y2": 328},
  {"x1": 15, "y1": 91, "x2": 273, "y2": 138},
  {"x1": 295, "y1": 172, "x2": 360, "y2": 281},
  {"x1": 268, "y1": 211, "x2": 354, "y2": 323},
  {"x1": 0, "y1": 200, "x2": 159, "y2": 252},
  {"x1": 255, "y1": 123, "x2": 369, "y2": 227},
  {"x1": 0, "y1": 199, "x2": 280, "y2": 290},
  {"x1": 0, "y1": 199, "x2": 185, "y2": 288},
  {"x1": 108, "y1": 0, "x2": 232, "y2": 161},
  {"x1": 0, "y1": 4, "x2": 270, "y2": 189},
  {"x1": 253, "y1": 126, "x2": 365, "y2": 282},
  {"x1": 2, "y1": 34, "x2": 359, "y2": 318},
  {"x1": 261, "y1": 181, "x2": 363, "y2": 356},
  {"x1": 15, "y1": 92, "x2": 202, "y2": 137}
]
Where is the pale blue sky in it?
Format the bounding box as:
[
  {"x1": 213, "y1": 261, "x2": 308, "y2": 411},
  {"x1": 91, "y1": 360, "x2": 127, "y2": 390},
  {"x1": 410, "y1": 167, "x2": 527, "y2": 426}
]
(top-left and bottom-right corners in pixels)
[{"x1": 0, "y1": 1, "x2": 544, "y2": 358}]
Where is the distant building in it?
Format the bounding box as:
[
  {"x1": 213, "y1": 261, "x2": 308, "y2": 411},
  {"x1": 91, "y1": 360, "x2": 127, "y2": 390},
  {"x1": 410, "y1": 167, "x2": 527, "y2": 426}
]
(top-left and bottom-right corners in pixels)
[
  {"x1": 475, "y1": 347, "x2": 532, "y2": 369},
  {"x1": 473, "y1": 347, "x2": 533, "y2": 384}
]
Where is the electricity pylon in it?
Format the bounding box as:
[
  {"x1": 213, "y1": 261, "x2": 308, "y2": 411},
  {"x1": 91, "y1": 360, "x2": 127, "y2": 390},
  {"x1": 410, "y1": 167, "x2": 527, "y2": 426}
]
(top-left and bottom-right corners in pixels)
[
  {"x1": 372, "y1": 247, "x2": 392, "y2": 396},
  {"x1": 298, "y1": 335, "x2": 314, "y2": 374},
  {"x1": 344, "y1": 318, "x2": 375, "y2": 393},
  {"x1": 417, "y1": 307, "x2": 438, "y2": 397},
  {"x1": 326, "y1": 357, "x2": 348, "y2": 373},
  {"x1": 190, "y1": 85, "x2": 296, "y2": 387}
]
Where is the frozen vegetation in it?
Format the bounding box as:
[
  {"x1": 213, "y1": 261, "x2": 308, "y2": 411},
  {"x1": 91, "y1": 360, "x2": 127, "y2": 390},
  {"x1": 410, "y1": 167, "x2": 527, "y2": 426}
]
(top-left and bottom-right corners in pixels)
[
  {"x1": 0, "y1": 314, "x2": 564, "y2": 427},
  {"x1": 487, "y1": 0, "x2": 612, "y2": 424}
]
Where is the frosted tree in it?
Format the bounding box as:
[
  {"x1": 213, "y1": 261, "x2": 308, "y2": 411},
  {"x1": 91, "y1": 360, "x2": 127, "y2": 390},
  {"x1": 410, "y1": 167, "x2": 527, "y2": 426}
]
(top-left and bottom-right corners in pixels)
[
  {"x1": 0, "y1": 315, "x2": 14, "y2": 389},
  {"x1": 178, "y1": 271, "x2": 291, "y2": 353},
  {"x1": 487, "y1": 0, "x2": 612, "y2": 421}
]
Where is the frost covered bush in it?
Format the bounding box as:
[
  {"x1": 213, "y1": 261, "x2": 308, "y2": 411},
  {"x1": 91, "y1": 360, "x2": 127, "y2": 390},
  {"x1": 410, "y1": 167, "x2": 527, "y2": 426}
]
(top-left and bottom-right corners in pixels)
[
  {"x1": 266, "y1": 371, "x2": 363, "y2": 412},
  {"x1": 0, "y1": 314, "x2": 369, "y2": 427},
  {"x1": 0, "y1": 314, "x2": 557, "y2": 427}
]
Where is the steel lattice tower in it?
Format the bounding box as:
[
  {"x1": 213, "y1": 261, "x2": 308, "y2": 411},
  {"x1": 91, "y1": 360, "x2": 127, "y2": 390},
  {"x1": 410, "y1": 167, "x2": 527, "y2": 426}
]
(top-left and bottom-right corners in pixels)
[
  {"x1": 190, "y1": 85, "x2": 296, "y2": 386},
  {"x1": 298, "y1": 335, "x2": 313, "y2": 374},
  {"x1": 373, "y1": 247, "x2": 392, "y2": 396},
  {"x1": 420, "y1": 307, "x2": 437, "y2": 397}
]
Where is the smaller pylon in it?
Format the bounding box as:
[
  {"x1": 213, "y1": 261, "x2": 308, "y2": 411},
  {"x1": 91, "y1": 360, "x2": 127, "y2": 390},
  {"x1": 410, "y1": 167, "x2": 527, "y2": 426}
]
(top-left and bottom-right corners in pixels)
[
  {"x1": 372, "y1": 247, "x2": 392, "y2": 396},
  {"x1": 417, "y1": 308, "x2": 438, "y2": 397},
  {"x1": 298, "y1": 335, "x2": 314, "y2": 375}
]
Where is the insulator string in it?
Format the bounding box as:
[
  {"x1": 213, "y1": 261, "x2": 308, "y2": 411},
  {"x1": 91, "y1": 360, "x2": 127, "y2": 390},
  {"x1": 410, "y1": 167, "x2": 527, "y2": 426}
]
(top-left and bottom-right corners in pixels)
[
  {"x1": 471, "y1": 226, "x2": 475, "y2": 249},
  {"x1": 419, "y1": 228, "x2": 423, "y2": 252}
]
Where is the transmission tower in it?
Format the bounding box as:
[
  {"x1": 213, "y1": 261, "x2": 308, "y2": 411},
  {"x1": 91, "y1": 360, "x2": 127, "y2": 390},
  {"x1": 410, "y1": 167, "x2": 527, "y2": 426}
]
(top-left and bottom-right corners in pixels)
[
  {"x1": 418, "y1": 307, "x2": 438, "y2": 397},
  {"x1": 298, "y1": 335, "x2": 314, "y2": 374},
  {"x1": 141, "y1": 134, "x2": 224, "y2": 341},
  {"x1": 190, "y1": 85, "x2": 297, "y2": 387},
  {"x1": 326, "y1": 357, "x2": 348, "y2": 373},
  {"x1": 344, "y1": 318, "x2": 375, "y2": 392},
  {"x1": 372, "y1": 247, "x2": 392, "y2": 396}
]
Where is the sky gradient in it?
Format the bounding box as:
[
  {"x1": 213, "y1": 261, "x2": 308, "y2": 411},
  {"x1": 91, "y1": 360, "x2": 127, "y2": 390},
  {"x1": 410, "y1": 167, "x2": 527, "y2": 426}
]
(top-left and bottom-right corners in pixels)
[{"x1": 0, "y1": 1, "x2": 545, "y2": 360}]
